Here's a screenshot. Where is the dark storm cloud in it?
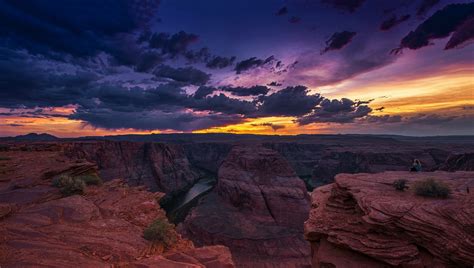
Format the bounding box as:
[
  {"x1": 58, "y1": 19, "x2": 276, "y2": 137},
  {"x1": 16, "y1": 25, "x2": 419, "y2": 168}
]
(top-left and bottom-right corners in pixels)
[
  {"x1": 0, "y1": 0, "x2": 159, "y2": 59},
  {"x1": 148, "y1": 31, "x2": 198, "y2": 57},
  {"x1": 321, "y1": 0, "x2": 366, "y2": 13},
  {"x1": 183, "y1": 47, "x2": 211, "y2": 63},
  {"x1": 234, "y1": 56, "x2": 275, "y2": 74},
  {"x1": 206, "y1": 55, "x2": 236, "y2": 69},
  {"x1": 87, "y1": 83, "x2": 191, "y2": 112},
  {"x1": 394, "y1": 3, "x2": 474, "y2": 53},
  {"x1": 380, "y1": 15, "x2": 410, "y2": 31},
  {"x1": 190, "y1": 94, "x2": 257, "y2": 115},
  {"x1": 221, "y1": 85, "x2": 270, "y2": 96},
  {"x1": 70, "y1": 108, "x2": 243, "y2": 131},
  {"x1": 193, "y1": 86, "x2": 215, "y2": 99},
  {"x1": 445, "y1": 17, "x2": 474, "y2": 50},
  {"x1": 276, "y1": 6, "x2": 288, "y2": 16},
  {"x1": 183, "y1": 47, "x2": 236, "y2": 69},
  {"x1": 0, "y1": 48, "x2": 98, "y2": 108},
  {"x1": 416, "y1": 0, "x2": 440, "y2": 16},
  {"x1": 364, "y1": 115, "x2": 402, "y2": 124},
  {"x1": 251, "y1": 123, "x2": 285, "y2": 131},
  {"x1": 134, "y1": 51, "x2": 163, "y2": 72},
  {"x1": 154, "y1": 65, "x2": 210, "y2": 85},
  {"x1": 257, "y1": 86, "x2": 323, "y2": 117},
  {"x1": 297, "y1": 98, "x2": 372, "y2": 124},
  {"x1": 267, "y1": 81, "x2": 282, "y2": 87},
  {"x1": 321, "y1": 31, "x2": 357, "y2": 54}
]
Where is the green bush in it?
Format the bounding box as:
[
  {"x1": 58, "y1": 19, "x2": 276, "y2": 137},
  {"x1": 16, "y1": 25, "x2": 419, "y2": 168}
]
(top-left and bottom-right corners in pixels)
[
  {"x1": 393, "y1": 179, "x2": 408, "y2": 191},
  {"x1": 414, "y1": 178, "x2": 451, "y2": 198},
  {"x1": 76, "y1": 173, "x2": 103, "y2": 185},
  {"x1": 52, "y1": 175, "x2": 86, "y2": 196},
  {"x1": 143, "y1": 218, "x2": 177, "y2": 247}
]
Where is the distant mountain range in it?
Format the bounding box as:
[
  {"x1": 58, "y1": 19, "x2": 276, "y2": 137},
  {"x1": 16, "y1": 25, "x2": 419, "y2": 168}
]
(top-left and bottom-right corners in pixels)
[
  {"x1": 0, "y1": 133, "x2": 59, "y2": 141},
  {"x1": 1, "y1": 132, "x2": 474, "y2": 144}
]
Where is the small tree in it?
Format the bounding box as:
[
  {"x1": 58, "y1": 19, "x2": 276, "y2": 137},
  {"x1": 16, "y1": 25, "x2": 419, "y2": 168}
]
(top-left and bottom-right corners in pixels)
[
  {"x1": 414, "y1": 178, "x2": 451, "y2": 198},
  {"x1": 143, "y1": 218, "x2": 177, "y2": 248},
  {"x1": 393, "y1": 179, "x2": 408, "y2": 191}
]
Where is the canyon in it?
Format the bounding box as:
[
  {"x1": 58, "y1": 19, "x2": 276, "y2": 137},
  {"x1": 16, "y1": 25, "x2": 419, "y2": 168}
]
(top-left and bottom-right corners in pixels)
[{"x1": 0, "y1": 133, "x2": 473, "y2": 267}]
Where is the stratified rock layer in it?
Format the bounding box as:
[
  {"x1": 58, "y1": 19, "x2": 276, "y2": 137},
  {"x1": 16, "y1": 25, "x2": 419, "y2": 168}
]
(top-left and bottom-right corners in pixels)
[
  {"x1": 304, "y1": 171, "x2": 474, "y2": 267},
  {"x1": 0, "y1": 144, "x2": 234, "y2": 267},
  {"x1": 65, "y1": 141, "x2": 198, "y2": 194},
  {"x1": 181, "y1": 145, "x2": 311, "y2": 267}
]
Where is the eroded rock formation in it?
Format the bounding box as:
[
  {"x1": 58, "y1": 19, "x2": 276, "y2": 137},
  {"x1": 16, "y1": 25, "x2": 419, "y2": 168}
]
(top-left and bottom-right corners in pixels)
[
  {"x1": 0, "y1": 144, "x2": 234, "y2": 267},
  {"x1": 305, "y1": 171, "x2": 474, "y2": 267},
  {"x1": 180, "y1": 145, "x2": 312, "y2": 267},
  {"x1": 64, "y1": 141, "x2": 199, "y2": 195}
]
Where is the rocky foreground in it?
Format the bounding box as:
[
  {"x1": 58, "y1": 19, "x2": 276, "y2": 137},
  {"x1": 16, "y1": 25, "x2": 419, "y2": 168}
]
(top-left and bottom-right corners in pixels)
[
  {"x1": 180, "y1": 145, "x2": 312, "y2": 267},
  {"x1": 0, "y1": 145, "x2": 234, "y2": 267},
  {"x1": 304, "y1": 171, "x2": 474, "y2": 267}
]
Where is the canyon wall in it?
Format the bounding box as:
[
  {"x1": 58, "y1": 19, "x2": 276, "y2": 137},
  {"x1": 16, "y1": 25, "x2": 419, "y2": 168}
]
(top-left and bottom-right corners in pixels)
[
  {"x1": 180, "y1": 145, "x2": 312, "y2": 267},
  {"x1": 0, "y1": 144, "x2": 235, "y2": 267},
  {"x1": 64, "y1": 141, "x2": 199, "y2": 195}
]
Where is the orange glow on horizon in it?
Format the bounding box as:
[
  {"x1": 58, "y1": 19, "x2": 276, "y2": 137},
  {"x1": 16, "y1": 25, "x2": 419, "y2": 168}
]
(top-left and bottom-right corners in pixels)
[{"x1": 1, "y1": 65, "x2": 472, "y2": 137}]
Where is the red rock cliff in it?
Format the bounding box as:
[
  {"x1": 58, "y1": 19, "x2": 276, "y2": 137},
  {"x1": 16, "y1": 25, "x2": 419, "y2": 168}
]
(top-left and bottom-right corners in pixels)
[
  {"x1": 180, "y1": 145, "x2": 311, "y2": 267},
  {"x1": 64, "y1": 141, "x2": 199, "y2": 194},
  {"x1": 304, "y1": 171, "x2": 474, "y2": 267},
  {"x1": 0, "y1": 144, "x2": 234, "y2": 267}
]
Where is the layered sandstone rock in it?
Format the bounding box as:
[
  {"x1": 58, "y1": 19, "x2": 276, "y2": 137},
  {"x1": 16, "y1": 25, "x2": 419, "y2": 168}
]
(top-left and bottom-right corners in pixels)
[
  {"x1": 0, "y1": 145, "x2": 234, "y2": 267},
  {"x1": 305, "y1": 171, "x2": 474, "y2": 267},
  {"x1": 180, "y1": 145, "x2": 311, "y2": 267},
  {"x1": 64, "y1": 141, "x2": 198, "y2": 194}
]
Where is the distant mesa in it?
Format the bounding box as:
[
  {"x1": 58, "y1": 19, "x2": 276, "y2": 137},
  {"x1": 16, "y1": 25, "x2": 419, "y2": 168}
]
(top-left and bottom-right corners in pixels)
[{"x1": 13, "y1": 133, "x2": 59, "y2": 141}]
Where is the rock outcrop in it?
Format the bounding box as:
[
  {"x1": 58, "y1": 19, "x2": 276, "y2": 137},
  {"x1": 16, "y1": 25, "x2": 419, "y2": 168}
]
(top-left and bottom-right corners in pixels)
[
  {"x1": 440, "y1": 153, "x2": 474, "y2": 171},
  {"x1": 305, "y1": 171, "x2": 474, "y2": 267},
  {"x1": 180, "y1": 145, "x2": 311, "y2": 267},
  {"x1": 0, "y1": 144, "x2": 235, "y2": 267},
  {"x1": 64, "y1": 141, "x2": 199, "y2": 195}
]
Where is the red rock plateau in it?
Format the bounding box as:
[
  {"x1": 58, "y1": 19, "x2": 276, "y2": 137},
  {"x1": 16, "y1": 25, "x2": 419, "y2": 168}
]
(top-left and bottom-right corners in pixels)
[
  {"x1": 305, "y1": 171, "x2": 474, "y2": 267},
  {"x1": 0, "y1": 143, "x2": 234, "y2": 267},
  {"x1": 180, "y1": 145, "x2": 312, "y2": 267}
]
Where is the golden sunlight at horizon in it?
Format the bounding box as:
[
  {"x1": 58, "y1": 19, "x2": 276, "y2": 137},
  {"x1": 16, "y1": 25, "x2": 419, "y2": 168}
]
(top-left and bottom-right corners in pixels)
[{"x1": 1, "y1": 66, "x2": 472, "y2": 137}]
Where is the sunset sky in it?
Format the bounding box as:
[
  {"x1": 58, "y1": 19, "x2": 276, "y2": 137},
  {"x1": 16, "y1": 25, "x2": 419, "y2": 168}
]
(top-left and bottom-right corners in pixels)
[{"x1": 0, "y1": 0, "x2": 473, "y2": 137}]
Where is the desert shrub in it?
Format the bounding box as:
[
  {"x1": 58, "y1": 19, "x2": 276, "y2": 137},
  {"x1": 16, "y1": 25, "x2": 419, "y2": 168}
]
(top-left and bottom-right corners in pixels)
[
  {"x1": 392, "y1": 179, "x2": 408, "y2": 191},
  {"x1": 143, "y1": 218, "x2": 177, "y2": 247},
  {"x1": 76, "y1": 173, "x2": 103, "y2": 185},
  {"x1": 52, "y1": 175, "x2": 86, "y2": 196},
  {"x1": 414, "y1": 178, "x2": 451, "y2": 198}
]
